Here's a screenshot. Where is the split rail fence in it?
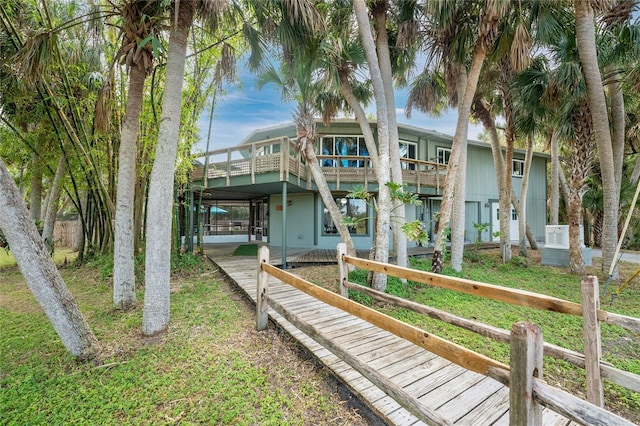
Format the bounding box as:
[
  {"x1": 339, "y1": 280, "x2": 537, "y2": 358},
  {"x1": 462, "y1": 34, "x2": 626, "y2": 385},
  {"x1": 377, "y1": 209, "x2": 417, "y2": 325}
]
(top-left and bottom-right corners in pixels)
[{"x1": 256, "y1": 244, "x2": 640, "y2": 425}]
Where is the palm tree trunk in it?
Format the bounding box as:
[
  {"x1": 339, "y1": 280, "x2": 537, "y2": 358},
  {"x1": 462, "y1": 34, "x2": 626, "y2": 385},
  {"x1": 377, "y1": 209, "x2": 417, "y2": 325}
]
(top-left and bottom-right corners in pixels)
[
  {"x1": 113, "y1": 64, "x2": 145, "y2": 310},
  {"x1": 568, "y1": 188, "x2": 585, "y2": 273},
  {"x1": 499, "y1": 62, "x2": 515, "y2": 263},
  {"x1": 303, "y1": 141, "x2": 356, "y2": 257},
  {"x1": 0, "y1": 158, "x2": 98, "y2": 359},
  {"x1": 432, "y1": 43, "x2": 486, "y2": 273},
  {"x1": 607, "y1": 68, "x2": 625, "y2": 191},
  {"x1": 574, "y1": 0, "x2": 619, "y2": 279},
  {"x1": 372, "y1": 1, "x2": 407, "y2": 270},
  {"x1": 550, "y1": 130, "x2": 560, "y2": 225},
  {"x1": 354, "y1": 0, "x2": 391, "y2": 291},
  {"x1": 143, "y1": 2, "x2": 195, "y2": 336},
  {"x1": 451, "y1": 68, "x2": 468, "y2": 272},
  {"x1": 518, "y1": 134, "x2": 534, "y2": 256},
  {"x1": 42, "y1": 156, "x2": 66, "y2": 253}
]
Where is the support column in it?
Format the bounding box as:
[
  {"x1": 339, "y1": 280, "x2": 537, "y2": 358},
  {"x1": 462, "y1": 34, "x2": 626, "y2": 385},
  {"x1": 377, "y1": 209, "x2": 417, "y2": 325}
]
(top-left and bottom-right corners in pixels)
[{"x1": 282, "y1": 182, "x2": 287, "y2": 269}]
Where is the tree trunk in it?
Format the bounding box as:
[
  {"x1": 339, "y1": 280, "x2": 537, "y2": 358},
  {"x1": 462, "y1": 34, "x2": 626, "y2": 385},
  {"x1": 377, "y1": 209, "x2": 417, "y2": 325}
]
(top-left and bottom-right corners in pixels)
[
  {"x1": 0, "y1": 158, "x2": 98, "y2": 359},
  {"x1": 303, "y1": 140, "x2": 356, "y2": 257},
  {"x1": 73, "y1": 190, "x2": 87, "y2": 253},
  {"x1": 568, "y1": 189, "x2": 585, "y2": 273},
  {"x1": 518, "y1": 134, "x2": 534, "y2": 257},
  {"x1": 511, "y1": 194, "x2": 538, "y2": 250},
  {"x1": 574, "y1": 1, "x2": 619, "y2": 279},
  {"x1": 631, "y1": 155, "x2": 640, "y2": 184},
  {"x1": 354, "y1": 0, "x2": 391, "y2": 291},
  {"x1": 550, "y1": 130, "x2": 560, "y2": 225},
  {"x1": 607, "y1": 68, "x2": 625, "y2": 193},
  {"x1": 499, "y1": 62, "x2": 515, "y2": 263},
  {"x1": 143, "y1": 3, "x2": 195, "y2": 336},
  {"x1": 373, "y1": 2, "x2": 407, "y2": 271},
  {"x1": 42, "y1": 157, "x2": 66, "y2": 253},
  {"x1": 113, "y1": 64, "x2": 146, "y2": 309},
  {"x1": 451, "y1": 68, "x2": 468, "y2": 272},
  {"x1": 432, "y1": 42, "x2": 487, "y2": 273},
  {"x1": 30, "y1": 150, "x2": 43, "y2": 224},
  {"x1": 472, "y1": 95, "x2": 510, "y2": 261}
]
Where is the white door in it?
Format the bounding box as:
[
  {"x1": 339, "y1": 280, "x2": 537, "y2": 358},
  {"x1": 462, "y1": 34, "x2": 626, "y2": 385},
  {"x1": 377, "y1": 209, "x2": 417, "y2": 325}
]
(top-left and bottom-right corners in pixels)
[{"x1": 491, "y1": 203, "x2": 519, "y2": 242}]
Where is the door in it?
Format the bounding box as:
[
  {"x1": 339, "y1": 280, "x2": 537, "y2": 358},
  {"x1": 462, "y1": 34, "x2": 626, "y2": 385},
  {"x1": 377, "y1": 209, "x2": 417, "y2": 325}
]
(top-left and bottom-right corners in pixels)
[
  {"x1": 491, "y1": 203, "x2": 519, "y2": 242},
  {"x1": 252, "y1": 198, "x2": 268, "y2": 241}
]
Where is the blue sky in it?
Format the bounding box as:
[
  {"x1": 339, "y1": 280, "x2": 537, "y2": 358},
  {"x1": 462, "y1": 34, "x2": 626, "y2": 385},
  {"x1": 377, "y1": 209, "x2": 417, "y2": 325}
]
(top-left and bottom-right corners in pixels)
[{"x1": 195, "y1": 67, "x2": 485, "y2": 153}]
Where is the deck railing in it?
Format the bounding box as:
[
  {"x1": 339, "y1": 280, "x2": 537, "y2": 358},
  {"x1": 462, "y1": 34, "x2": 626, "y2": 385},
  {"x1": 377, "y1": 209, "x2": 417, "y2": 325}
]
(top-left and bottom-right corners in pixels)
[
  {"x1": 192, "y1": 137, "x2": 447, "y2": 192},
  {"x1": 256, "y1": 243, "x2": 639, "y2": 426}
]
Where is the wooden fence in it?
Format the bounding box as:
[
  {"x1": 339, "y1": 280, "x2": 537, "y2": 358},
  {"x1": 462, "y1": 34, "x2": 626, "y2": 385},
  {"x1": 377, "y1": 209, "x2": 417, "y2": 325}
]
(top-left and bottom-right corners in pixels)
[
  {"x1": 256, "y1": 243, "x2": 640, "y2": 426},
  {"x1": 53, "y1": 219, "x2": 79, "y2": 248}
]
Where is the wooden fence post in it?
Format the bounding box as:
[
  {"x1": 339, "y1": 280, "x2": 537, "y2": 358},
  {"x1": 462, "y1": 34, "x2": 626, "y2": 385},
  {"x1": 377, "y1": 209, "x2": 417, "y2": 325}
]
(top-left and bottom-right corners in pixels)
[
  {"x1": 256, "y1": 246, "x2": 270, "y2": 331},
  {"x1": 337, "y1": 243, "x2": 348, "y2": 298},
  {"x1": 582, "y1": 275, "x2": 604, "y2": 406},
  {"x1": 510, "y1": 321, "x2": 543, "y2": 426}
]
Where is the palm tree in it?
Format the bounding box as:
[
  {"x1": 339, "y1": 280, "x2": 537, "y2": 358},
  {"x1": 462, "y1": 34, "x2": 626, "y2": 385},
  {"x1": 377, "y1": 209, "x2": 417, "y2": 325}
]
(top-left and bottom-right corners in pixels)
[
  {"x1": 574, "y1": 0, "x2": 620, "y2": 279},
  {"x1": 143, "y1": 0, "x2": 235, "y2": 335},
  {"x1": 353, "y1": 0, "x2": 393, "y2": 289},
  {"x1": 113, "y1": 0, "x2": 164, "y2": 310},
  {"x1": 256, "y1": 58, "x2": 358, "y2": 259},
  {"x1": 415, "y1": 0, "x2": 507, "y2": 273}
]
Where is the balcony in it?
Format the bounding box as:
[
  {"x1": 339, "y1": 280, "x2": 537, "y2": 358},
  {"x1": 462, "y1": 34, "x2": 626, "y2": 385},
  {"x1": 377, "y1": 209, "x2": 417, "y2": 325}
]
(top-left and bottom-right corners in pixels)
[{"x1": 192, "y1": 137, "x2": 447, "y2": 193}]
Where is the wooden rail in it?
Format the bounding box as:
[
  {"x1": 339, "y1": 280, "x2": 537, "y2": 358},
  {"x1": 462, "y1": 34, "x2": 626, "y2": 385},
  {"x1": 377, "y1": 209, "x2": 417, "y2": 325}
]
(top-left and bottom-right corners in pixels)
[
  {"x1": 256, "y1": 244, "x2": 638, "y2": 425},
  {"x1": 340, "y1": 279, "x2": 640, "y2": 394},
  {"x1": 341, "y1": 254, "x2": 640, "y2": 332},
  {"x1": 191, "y1": 138, "x2": 446, "y2": 192},
  {"x1": 336, "y1": 244, "x2": 639, "y2": 425}
]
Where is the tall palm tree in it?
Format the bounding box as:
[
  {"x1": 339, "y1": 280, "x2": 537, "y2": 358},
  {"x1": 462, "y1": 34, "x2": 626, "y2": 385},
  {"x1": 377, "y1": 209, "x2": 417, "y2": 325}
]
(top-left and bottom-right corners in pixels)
[
  {"x1": 113, "y1": 0, "x2": 163, "y2": 310},
  {"x1": 353, "y1": 0, "x2": 393, "y2": 289},
  {"x1": 256, "y1": 57, "x2": 358, "y2": 258},
  {"x1": 419, "y1": 0, "x2": 507, "y2": 273},
  {"x1": 574, "y1": 0, "x2": 620, "y2": 279},
  {"x1": 143, "y1": 0, "x2": 235, "y2": 335}
]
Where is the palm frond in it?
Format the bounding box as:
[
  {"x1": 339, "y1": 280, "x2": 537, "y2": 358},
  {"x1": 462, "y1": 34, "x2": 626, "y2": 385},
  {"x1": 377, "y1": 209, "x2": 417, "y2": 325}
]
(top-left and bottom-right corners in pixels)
[
  {"x1": 510, "y1": 22, "x2": 532, "y2": 72},
  {"x1": 214, "y1": 42, "x2": 236, "y2": 87},
  {"x1": 406, "y1": 70, "x2": 448, "y2": 118}
]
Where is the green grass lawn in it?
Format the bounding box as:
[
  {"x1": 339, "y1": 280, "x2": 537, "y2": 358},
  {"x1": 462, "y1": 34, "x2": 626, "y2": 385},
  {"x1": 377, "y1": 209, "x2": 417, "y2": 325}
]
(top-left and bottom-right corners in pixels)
[
  {"x1": 347, "y1": 250, "x2": 640, "y2": 423},
  {"x1": 0, "y1": 251, "x2": 366, "y2": 425}
]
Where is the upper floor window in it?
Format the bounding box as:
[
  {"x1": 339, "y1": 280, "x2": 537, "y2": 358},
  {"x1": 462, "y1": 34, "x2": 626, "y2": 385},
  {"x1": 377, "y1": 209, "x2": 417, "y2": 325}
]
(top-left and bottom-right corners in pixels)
[
  {"x1": 436, "y1": 147, "x2": 451, "y2": 165},
  {"x1": 319, "y1": 136, "x2": 369, "y2": 167},
  {"x1": 400, "y1": 141, "x2": 417, "y2": 170},
  {"x1": 512, "y1": 159, "x2": 525, "y2": 177}
]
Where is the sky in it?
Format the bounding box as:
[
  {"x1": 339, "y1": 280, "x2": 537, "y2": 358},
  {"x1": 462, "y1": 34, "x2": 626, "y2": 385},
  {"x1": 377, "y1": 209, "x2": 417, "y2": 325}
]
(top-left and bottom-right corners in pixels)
[{"x1": 195, "y1": 66, "x2": 485, "y2": 154}]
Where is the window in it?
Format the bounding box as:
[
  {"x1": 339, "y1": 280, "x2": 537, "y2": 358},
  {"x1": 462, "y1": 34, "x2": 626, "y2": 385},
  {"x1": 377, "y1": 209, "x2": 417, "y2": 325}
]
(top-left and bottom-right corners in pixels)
[
  {"x1": 319, "y1": 136, "x2": 370, "y2": 167},
  {"x1": 512, "y1": 159, "x2": 525, "y2": 177},
  {"x1": 497, "y1": 208, "x2": 518, "y2": 220},
  {"x1": 322, "y1": 198, "x2": 368, "y2": 236},
  {"x1": 400, "y1": 141, "x2": 417, "y2": 170},
  {"x1": 436, "y1": 147, "x2": 451, "y2": 165}
]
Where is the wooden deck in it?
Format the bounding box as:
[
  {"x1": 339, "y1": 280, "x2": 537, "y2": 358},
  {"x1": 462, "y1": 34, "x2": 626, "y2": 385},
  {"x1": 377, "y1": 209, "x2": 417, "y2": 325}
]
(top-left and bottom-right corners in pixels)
[{"x1": 204, "y1": 244, "x2": 577, "y2": 425}]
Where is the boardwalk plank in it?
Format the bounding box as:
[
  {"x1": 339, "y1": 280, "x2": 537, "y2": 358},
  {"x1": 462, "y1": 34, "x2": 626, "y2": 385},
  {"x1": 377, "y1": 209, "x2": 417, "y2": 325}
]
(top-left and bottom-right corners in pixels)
[
  {"x1": 453, "y1": 386, "x2": 509, "y2": 425},
  {"x1": 436, "y1": 377, "x2": 504, "y2": 422},
  {"x1": 419, "y1": 370, "x2": 486, "y2": 409}
]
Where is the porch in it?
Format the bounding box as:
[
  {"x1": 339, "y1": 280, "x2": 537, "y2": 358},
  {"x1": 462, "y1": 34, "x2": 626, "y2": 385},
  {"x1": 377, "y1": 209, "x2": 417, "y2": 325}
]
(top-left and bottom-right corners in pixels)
[{"x1": 191, "y1": 136, "x2": 447, "y2": 194}]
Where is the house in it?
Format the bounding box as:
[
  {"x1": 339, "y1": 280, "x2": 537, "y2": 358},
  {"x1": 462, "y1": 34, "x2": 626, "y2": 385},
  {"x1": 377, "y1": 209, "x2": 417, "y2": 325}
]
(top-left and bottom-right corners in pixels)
[{"x1": 187, "y1": 119, "x2": 548, "y2": 252}]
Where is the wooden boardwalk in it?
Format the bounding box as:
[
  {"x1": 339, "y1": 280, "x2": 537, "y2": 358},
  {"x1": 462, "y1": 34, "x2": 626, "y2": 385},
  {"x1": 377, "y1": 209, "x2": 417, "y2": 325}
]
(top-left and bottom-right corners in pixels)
[{"x1": 205, "y1": 244, "x2": 577, "y2": 425}]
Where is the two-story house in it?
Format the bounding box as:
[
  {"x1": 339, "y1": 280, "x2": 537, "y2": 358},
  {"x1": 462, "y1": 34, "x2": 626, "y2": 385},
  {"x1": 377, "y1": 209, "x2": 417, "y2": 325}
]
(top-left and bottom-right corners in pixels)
[{"x1": 188, "y1": 119, "x2": 548, "y2": 252}]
